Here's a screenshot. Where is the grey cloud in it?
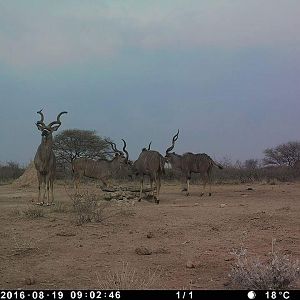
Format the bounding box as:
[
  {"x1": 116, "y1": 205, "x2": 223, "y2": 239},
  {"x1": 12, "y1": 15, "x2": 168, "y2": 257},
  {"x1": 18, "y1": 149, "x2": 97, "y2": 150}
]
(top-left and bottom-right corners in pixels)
[{"x1": 0, "y1": 1, "x2": 299, "y2": 68}]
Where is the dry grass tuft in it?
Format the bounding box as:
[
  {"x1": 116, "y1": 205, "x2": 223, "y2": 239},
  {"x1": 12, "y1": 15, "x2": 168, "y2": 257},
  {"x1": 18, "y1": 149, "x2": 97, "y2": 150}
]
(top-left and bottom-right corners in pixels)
[
  {"x1": 65, "y1": 184, "x2": 135, "y2": 225},
  {"x1": 268, "y1": 178, "x2": 279, "y2": 185},
  {"x1": 49, "y1": 201, "x2": 70, "y2": 213},
  {"x1": 229, "y1": 240, "x2": 300, "y2": 289},
  {"x1": 97, "y1": 262, "x2": 162, "y2": 289},
  {"x1": 68, "y1": 191, "x2": 118, "y2": 225},
  {"x1": 71, "y1": 192, "x2": 99, "y2": 225},
  {"x1": 9, "y1": 205, "x2": 45, "y2": 219},
  {"x1": 10, "y1": 234, "x2": 40, "y2": 256},
  {"x1": 9, "y1": 207, "x2": 22, "y2": 217},
  {"x1": 23, "y1": 205, "x2": 45, "y2": 219}
]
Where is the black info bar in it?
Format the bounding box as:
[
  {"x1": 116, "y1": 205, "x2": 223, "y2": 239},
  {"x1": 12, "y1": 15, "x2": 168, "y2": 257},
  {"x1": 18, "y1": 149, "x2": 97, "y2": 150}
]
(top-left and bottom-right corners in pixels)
[{"x1": 0, "y1": 290, "x2": 299, "y2": 300}]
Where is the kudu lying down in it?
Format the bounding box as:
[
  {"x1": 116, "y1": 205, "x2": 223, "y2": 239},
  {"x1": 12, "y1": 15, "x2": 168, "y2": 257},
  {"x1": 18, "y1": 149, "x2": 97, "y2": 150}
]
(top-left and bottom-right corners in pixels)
[
  {"x1": 165, "y1": 130, "x2": 223, "y2": 196},
  {"x1": 72, "y1": 139, "x2": 129, "y2": 191},
  {"x1": 34, "y1": 109, "x2": 67, "y2": 205}
]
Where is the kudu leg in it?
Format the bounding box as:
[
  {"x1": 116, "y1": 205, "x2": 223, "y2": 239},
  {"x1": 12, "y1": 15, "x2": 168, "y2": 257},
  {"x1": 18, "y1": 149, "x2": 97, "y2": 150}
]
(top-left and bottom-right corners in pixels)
[
  {"x1": 153, "y1": 175, "x2": 159, "y2": 204},
  {"x1": 101, "y1": 179, "x2": 108, "y2": 188},
  {"x1": 37, "y1": 186, "x2": 41, "y2": 203},
  {"x1": 45, "y1": 175, "x2": 52, "y2": 206},
  {"x1": 46, "y1": 180, "x2": 50, "y2": 206},
  {"x1": 138, "y1": 176, "x2": 144, "y2": 202},
  {"x1": 155, "y1": 176, "x2": 161, "y2": 204},
  {"x1": 39, "y1": 177, "x2": 46, "y2": 205},
  {"x1": 186, "y1": 179, "x2": 190, "y2": 196},
  {"x1": 201, "y1": 173, "x2": 210, "y2": 197},
  {"x1": 150, "y1": 179, "x2": 154, "y2": 198},
  {"x1": 181, "y1": 175, "x2": 187, "y2": 192},
  {"x1": 201, "y1": 179, "x2": 207, "y2": 197},
  {"x1": 37, "y1": 178, "x2": 42, "y2": 205},
  {"x1": 208, "y1": 171, "x2": 212, "y2": 197},
  {"x1": 208, "y1": 182, "x2": 212, "y2": 196},
  {"x1": 43, "y1": 176, "x2": 48, "y2": 202},
  {"x1": 74, "y1": 177, "x2": 79, "y2": 195},
  {"x1": 50, "y1": 179, "x2": 54, "y2": 205},
  {"x1": 75, "y1": 177, "x2": 83, "y2": 196}
]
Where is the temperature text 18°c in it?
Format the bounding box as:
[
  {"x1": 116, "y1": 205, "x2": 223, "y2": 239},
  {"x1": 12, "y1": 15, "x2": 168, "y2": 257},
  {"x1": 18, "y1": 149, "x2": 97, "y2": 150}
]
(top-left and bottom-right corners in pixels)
[{"x1": 266, "y1": 291, "x2": 290, "y2": 299}]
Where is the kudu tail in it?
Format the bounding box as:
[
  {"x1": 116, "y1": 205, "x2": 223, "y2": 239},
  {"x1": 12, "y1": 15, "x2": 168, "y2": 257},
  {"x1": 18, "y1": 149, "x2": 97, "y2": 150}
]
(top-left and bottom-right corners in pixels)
[{"x1": 212, "y1": 160, "x2": 223, "y2": 169}]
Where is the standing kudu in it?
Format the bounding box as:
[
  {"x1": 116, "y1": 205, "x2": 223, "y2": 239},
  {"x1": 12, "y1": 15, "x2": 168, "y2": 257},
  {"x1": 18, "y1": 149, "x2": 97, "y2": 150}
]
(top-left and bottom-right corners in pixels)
[
  {"x1": 133, "y1": 147, "x2": 165, "y2": 204},
  {"x1": 34, "y1": 110, "x2": 67, "y2": 205},
  {"x1": 72, "y1": 139, "x2": 129, "y2": 190},
  {"x1": 165, "y1": 130, "x2": 223, "y2": 196}
]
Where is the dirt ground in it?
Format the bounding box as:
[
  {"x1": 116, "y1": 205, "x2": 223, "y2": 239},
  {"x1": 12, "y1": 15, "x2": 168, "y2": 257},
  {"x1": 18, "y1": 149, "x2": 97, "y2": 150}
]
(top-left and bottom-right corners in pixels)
[{"x1": 0, "y1": 181, "x2": 299, "y2": 290}]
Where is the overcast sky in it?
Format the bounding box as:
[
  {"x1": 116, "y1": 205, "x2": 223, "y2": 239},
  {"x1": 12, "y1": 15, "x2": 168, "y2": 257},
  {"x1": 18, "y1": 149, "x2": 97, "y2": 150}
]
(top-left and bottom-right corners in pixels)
[{"x1": 0, "y1": 0, "x2": 299, "y2": 165}]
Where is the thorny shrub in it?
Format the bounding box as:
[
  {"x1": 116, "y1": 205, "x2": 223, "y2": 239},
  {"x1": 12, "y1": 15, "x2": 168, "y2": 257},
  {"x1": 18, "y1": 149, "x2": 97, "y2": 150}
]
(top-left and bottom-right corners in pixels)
[
  {"x1": 97, "y1": 262, "x2": 162, "y2": 290},
  {"x1": 229, "y1": 241, "x2": 299, "y2": 289}
]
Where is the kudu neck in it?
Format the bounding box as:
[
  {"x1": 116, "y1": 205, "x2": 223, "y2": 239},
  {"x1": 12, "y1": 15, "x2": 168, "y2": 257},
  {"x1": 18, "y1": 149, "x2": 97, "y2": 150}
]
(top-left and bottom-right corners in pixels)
[
  {"x1": 41, "y1": 134, "x2": 53, "y2": 146},
  {"x1": 168, "y1": 153, "x2": 182, "y2": 168},
  {"x1": 112, "y1": 155, "x2": 125, "y2": 165}
]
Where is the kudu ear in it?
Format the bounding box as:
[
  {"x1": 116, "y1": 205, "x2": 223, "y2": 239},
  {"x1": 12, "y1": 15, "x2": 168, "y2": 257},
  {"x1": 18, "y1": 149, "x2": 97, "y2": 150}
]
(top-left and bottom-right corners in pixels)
[
  {"x1": 36, "y1": 123, "x2": 44, "y2": 131},
  {"x1": 50, "y1": 125, "x2": 60, "y2": 132}
]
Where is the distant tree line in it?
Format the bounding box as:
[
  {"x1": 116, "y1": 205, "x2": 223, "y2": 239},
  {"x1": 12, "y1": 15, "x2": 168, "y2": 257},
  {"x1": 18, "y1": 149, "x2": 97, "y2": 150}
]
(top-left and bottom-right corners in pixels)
[
  {"x1": 0, "y1": 161, "x2": 25, "y2": 183},
  {"x1": 209, "y1": 140, "x2": 300, "y2": 183}
]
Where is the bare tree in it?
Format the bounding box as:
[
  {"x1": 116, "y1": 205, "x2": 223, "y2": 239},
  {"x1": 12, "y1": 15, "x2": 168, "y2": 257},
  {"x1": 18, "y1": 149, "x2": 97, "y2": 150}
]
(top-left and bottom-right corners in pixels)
[
  {"x1": 34, "y1": 109, "x2": 67, "y2": 205},
  {"x1": 72, "y1": 139, "x2": 129, "y2": 190},
  {"x1": 263, "y1": 141, "x2": 300, "y2": 167},
  {"x1": 53, "y1": 129, "x2": 112, "y2": 163},
  {"x1": 132, "y1": 150, "x2": 165, "y2": 204},
  {"x1": 165, "y1": 130, "x2": 223, "y2": 196},
  {"x1": 52, "y1": 129, "x2": 113, "y2": 176}
]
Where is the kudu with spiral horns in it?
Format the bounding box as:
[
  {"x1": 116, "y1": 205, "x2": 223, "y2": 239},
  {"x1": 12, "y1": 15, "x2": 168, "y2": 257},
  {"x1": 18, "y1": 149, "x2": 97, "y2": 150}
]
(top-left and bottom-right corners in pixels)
[
  {"x1": 34, "y1": 109, "x2": 67, "y2": 205},
  {"x1": 165, "y1": 130, "x2": 223, "y2": 196}
]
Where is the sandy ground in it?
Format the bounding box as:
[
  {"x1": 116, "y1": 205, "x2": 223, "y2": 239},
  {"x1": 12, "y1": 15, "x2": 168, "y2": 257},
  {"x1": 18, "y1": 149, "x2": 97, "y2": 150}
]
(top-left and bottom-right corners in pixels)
[{"x1": 0, "y1": 181, "x2": 299, "y2": 290}]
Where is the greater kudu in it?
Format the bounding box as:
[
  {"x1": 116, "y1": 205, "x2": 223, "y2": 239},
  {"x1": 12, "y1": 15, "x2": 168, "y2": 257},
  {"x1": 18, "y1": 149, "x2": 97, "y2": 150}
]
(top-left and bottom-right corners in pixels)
[
  {"x1": 34, "y1": 109, "x2": 67, "y2": 205},
  {"x1": 72, "y1": 139, "x2": 129, "y2": 190},
  {"x1": 165, "y1": 130, "x2": 223, "y2": 196},
  {"x1": 133, "y1": 147, "x2": 165, "y2": 204}
]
